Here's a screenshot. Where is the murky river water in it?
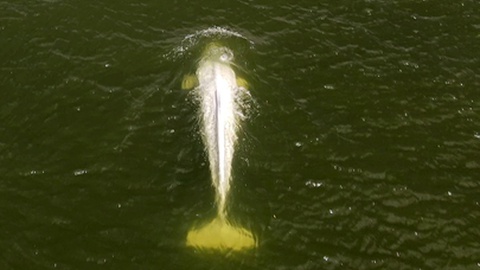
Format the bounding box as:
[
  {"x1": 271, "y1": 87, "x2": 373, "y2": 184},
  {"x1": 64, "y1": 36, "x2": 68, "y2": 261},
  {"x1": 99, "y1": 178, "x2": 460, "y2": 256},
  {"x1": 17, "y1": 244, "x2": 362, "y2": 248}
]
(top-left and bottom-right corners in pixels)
[{"x1": 1, "y1": 0, "x2": 479, "y2": 269}]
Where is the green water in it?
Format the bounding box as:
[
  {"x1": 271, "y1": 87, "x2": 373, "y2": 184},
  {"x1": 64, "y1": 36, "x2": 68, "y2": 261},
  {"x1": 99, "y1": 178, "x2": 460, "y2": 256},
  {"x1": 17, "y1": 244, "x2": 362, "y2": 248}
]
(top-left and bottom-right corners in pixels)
[{"x1": 1, "y1": 0, "x2": 479, "y2": 269}]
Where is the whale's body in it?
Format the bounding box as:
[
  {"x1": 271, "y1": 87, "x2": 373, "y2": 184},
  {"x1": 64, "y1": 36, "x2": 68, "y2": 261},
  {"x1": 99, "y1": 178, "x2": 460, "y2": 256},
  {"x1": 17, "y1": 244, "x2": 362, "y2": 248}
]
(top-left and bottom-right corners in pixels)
[
  {"x1": 185, "y1": 44, "x2": 255, "y2": 251},
  {"x1": 196, "y1": 48, "x2": 239, "y2": 216}
]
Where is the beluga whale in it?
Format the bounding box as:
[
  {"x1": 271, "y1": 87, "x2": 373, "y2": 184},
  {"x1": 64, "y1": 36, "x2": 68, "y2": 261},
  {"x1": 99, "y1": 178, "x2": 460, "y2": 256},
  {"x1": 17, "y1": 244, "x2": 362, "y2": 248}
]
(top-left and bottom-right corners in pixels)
[{"x1": 182, "y1": 42, "x2": 256, "y2": 251}]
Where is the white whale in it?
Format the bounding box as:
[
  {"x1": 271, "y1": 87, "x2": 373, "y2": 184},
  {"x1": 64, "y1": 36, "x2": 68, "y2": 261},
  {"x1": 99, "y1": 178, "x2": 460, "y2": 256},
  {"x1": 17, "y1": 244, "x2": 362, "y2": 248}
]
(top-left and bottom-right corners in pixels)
[{"x1": 182, "y1": 43, "x2": 255, "y2": 251}]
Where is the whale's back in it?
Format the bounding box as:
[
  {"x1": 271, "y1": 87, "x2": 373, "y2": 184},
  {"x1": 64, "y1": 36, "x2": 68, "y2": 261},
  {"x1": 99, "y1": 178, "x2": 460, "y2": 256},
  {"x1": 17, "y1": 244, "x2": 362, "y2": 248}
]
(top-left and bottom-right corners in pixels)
[{"x1": 196, "y1": 59, "x2": 239, "y2": 213}]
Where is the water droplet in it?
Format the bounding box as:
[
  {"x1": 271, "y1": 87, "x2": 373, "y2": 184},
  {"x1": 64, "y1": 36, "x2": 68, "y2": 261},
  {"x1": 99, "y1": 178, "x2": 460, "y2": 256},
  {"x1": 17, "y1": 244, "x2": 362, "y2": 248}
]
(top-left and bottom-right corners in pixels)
[
  {"x1": 73, "y1": 169, "x2": 87, "y2": 176},
  {"x1": 305, "y1": 180, "x2": 323, "y2": 188},
  {"x1": 29, "y1": 170, "x2": 44, "y2": 175}
]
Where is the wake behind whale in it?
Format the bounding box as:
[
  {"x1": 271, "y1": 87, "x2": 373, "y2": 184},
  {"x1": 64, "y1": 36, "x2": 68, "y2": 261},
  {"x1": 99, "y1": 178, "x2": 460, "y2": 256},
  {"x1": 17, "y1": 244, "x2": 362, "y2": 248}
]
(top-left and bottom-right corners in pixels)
[{"x1": 182, "y1": 42, "x2": 255, "y2": 251}]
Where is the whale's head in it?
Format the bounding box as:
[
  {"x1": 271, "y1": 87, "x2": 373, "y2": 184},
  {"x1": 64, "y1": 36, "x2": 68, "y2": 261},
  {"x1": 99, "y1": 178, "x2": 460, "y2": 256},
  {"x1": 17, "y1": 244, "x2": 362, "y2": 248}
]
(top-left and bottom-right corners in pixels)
[{"x1": 201, "y1": 42, "x2": 234, "y2": 63}]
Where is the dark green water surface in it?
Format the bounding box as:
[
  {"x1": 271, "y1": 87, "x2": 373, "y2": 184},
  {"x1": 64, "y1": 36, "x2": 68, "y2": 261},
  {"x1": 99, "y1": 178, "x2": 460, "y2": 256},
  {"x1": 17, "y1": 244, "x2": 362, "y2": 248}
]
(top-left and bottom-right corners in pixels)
[{"x1": 1, "y1": 0, "x2": 480, "y2": 269}]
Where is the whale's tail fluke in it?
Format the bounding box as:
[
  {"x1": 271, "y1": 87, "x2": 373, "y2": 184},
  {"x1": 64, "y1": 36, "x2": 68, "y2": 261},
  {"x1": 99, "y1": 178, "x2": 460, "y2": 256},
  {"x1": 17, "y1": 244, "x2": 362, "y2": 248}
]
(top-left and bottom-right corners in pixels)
[{"x1": 186, "y1": 216, "x2": 256, "y2": 251}]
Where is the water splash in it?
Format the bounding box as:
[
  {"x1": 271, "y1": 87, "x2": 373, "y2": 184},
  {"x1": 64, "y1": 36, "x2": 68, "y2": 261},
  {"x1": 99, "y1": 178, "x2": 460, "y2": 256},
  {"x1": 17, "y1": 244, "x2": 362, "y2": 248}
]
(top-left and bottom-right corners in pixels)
[{"x1": 166, "y1": 26, "x2": 254, "y2": 61}]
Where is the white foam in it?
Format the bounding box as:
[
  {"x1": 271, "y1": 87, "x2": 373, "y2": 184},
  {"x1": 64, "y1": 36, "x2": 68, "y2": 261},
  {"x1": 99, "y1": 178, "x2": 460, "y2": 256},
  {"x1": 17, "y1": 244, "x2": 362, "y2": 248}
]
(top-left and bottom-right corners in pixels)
[{"x1": 166, "y1": 26, "x2": 253, "y2": 60}]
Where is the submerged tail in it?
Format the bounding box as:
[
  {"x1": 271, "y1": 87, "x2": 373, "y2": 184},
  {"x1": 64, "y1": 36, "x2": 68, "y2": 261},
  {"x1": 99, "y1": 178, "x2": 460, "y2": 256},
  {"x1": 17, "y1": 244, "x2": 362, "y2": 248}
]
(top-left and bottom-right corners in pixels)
[{"x1": 186, "y1": 216, "x2": 256, "y2": 251}]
